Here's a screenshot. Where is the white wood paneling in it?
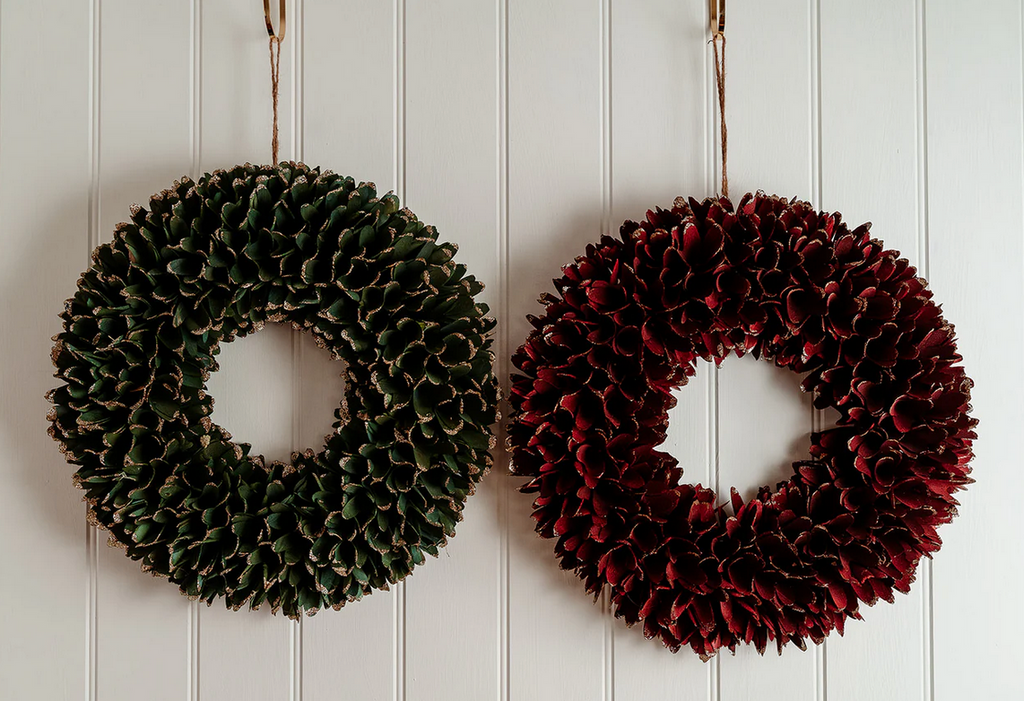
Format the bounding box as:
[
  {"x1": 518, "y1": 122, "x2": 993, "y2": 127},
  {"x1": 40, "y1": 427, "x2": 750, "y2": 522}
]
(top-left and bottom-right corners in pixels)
[
  {"x1": 94, "y1": 2, "x2": 193, "y2": 699},
  {"x1": 197, "y1": 1, "x2": 295, "y2": 699},
  {"x1": 2, "y1": 2, "x2": 1022, "y2": 700},
  {"x1": 403, "y1": 2, "x2": 503, "y2": 700},
  {"x1": 715, "y1": 1, "x2": 817, "y2": 698},
  {"x1": 925, "y1": 2, "x2": 1024, "y2": 700},
  {"x1": 0, "y1": 2, "x2": 90, "y2": 700},
  {"x1": 300, "y1": 2, "x2": 397, "y2": 700},
  {"x1": 507, "y1": 2, "x2": 607, "y2": 700},
  {"x1": 818, "y1": 3, "x2": 927, "y2": 700},
  {"x1": 609, "y1": 2, "x2": 714, "y2": 700}
]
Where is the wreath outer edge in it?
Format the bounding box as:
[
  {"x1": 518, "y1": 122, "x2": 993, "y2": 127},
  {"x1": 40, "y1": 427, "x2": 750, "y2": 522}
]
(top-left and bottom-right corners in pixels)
[
  {"x1": 48, "y1": 161, "x2": 500, "y2": 617},
  {"x1": 507, "y1": 191, "x2": 976, "y2": 658}
]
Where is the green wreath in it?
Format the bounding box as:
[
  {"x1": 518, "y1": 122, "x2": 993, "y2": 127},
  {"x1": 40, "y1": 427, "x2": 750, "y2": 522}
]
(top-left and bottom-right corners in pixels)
[{"x1": 48, "y1": 162, "x2": 499, "y2": 616}]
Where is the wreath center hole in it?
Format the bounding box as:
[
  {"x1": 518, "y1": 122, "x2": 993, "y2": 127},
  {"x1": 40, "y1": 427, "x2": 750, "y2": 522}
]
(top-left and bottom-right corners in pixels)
[
  {"x1": 206, "y1": 323, "x2": 347, "y2": 465},
  {"x1": 666, "y1": 354, "x2": 839, "y2": 504}
]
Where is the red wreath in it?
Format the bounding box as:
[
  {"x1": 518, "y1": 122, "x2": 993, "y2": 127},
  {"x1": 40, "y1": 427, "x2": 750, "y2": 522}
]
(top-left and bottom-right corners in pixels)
[{"x1": 507, "y1": 192, "x2": 975, "y2": 658}]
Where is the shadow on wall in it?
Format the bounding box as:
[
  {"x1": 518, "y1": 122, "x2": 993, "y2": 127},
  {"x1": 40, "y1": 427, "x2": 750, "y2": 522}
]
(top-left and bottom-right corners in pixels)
[
  {"x1": 4, "y1": 164, "x2": 360, "y2": 607},
  {"x1": 1, "y1": 181, "x2": 93, "y2": 556},
  {"x1": 0, "y1": 167, "x2": 202, "y2": 557}
]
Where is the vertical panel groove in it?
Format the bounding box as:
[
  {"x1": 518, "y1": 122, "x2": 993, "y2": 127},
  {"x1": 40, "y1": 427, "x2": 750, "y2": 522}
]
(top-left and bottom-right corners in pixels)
[
  {"x1": 190, "y1": 0, "x2": 202, "y2": 178},
  {"x1": 290, "y1": 318, "x2": 302, "y2": 701},
  {"x1": 394, "y1": 0, "x2": 406, "y2": 198},
  {"x1": 915, "y1": 0, "x2": 931, "y2": 279},
  {"x1": 290, "y1": 2, "x2": 305, "y2": 701},
  {"x1": 291, "y1": 0, "x2": 304, "y2": 165},
  {"x1": 86, "y1": 532, "x2": 98, "y2": 701},
  {"x1": 810, "y1": 2, "x2": 826, "y2": 697},
  {"x1": 600, "y1": 0, "x2": 612, "y2": 238},
  {"x1": 706, "y1": 0, "x2": 722, "y2": 520},
  {"x1": 810, "y1": 0, "x2": 822, "y2": 205},
  {"x1": 496, "y1": 0, "x2": 511, "y2": 699},
  {"x1": 704, "y1": 3, "x2": 721, "y2": 696},
  {"x1": 187, "y1": 4, "x2": 202, "y2": 698},
  {"x1": 704, "y1": 1, "x2": 712, "y2": 199},
  {"x1": 187, "y1": 603, "x2": 200, "y2": 701},
  {"x1": 86, "y1": 9, "x2": 101, "y2": 276},
  {"x1": 704, "y1": 5, "x2": 720, "y2": 502},
  {"x1": 290, "y1": 618, "x2": 302, "y2": 701},
  {"x1": 913, "y1": 3, "x2": 933, "y2": 700},
  {"x1": 289, "y1": 4, "x2": 304, "y2": 701},
  {"x1": 289, "y1": 321, "x2": 303, "y2": 701},
  {"x1": 393, "y1": 3, "x2": 407, "y2": 701},
  {"x1": 600, "y1": 1, "x2": 614, "y2": 698},
  {"x1": 707, "y1": 365, "x2": 720, "y2": 699},
  {"x1": 86, "y1": 1, "x2": 102, "y2": 699}
]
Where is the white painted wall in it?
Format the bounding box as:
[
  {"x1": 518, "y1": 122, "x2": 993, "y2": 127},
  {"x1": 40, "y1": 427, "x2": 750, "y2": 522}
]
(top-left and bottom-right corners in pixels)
[{"x1": 1, "y1": 1, "x2": 1021, "y2": 700}]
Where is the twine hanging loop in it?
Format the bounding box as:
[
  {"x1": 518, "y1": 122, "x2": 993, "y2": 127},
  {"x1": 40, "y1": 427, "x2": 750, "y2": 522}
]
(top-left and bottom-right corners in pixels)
[
  {"x1": 265, "y1": 0, "x2": 286, "y2": 164},
  {"x1": 712, "y1": 31, "x2": 728, "y2": 198},
  {"x1": 709, "y1": 0, "x2": 728, "y2": 198}
]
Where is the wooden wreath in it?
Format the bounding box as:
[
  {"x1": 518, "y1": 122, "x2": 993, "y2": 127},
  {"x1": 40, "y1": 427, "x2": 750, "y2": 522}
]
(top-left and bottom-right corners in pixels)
[
  {"x1": 507, "y1": 192, "x2": 975, "y2": 657},
  {"x1": 48, "y1": 162, "x2": 499, "y2": 616}
]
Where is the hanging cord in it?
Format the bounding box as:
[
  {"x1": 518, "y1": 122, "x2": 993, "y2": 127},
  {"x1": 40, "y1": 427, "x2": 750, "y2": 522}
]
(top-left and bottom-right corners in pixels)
[
  {"x1": 264, "y1": 0, "x2": 286, "y2": 164},
  {"x1": 711, "y1": 31, "x2": 728, "y2": 198},
  {"x1": 268, "y1": 35, "x2": 282, "y2": 164}
]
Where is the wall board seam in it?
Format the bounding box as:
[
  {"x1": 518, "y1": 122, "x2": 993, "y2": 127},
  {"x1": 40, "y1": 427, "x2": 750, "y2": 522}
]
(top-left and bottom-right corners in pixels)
[
  {"x1": 914, "y1": 2, "x2": 934, "y2": 699},
  {"x1": 600, "y1": 0, "x2": 615, "y2": 698},
  {"x1": 288, "y1": 102, "x2": 302, "y2": 701},
  {"x1": 86, "y1": 1, "x2": 102, "y2": 698},
  {"x1": 187, "y1": 2, "x2": 202, "y2": 698},
  {"x1": 290, "y1": 3, "x2": 305, "y2": 701},
  {"x1": 291, "y1": 0, "x2": 304, "y2": 166},
  {"x1": 704, "y1": 1, "x2": 721, "y2": 696},
  {"x1": 809, "y1": 1, "x2": 827, "y2": 699},
  {"x1": 393, "y1": 2, "x2": 407, "y2": 700},
  {"x1": 496, "y1": 0, "x2": 511, "y2": 699}
]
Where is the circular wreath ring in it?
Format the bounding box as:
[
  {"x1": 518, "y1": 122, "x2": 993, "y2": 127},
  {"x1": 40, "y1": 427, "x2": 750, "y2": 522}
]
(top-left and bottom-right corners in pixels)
[
  {"x1": 48, "y1": 162, "x2": 499, "y2": 616},
  {"x1": 508, "y1": 192, "x2": 975, "y2": 657}
]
